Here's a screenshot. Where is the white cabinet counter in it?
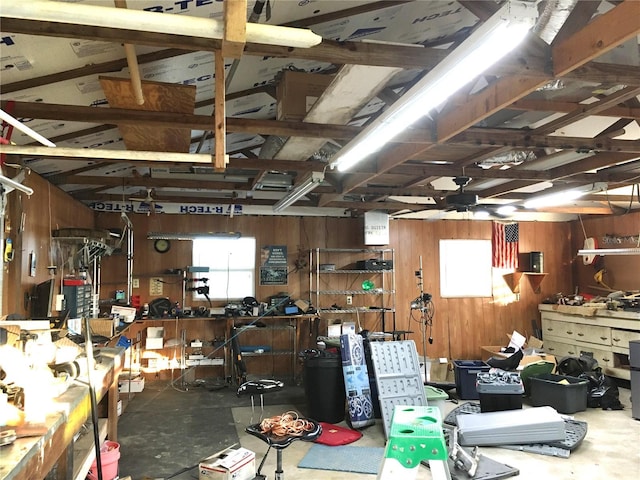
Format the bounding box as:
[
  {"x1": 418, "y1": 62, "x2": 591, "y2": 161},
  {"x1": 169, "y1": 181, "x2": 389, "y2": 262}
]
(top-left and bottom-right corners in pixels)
[{"x1": 539, "y1": 304, "x2": 640, "y2": 380}]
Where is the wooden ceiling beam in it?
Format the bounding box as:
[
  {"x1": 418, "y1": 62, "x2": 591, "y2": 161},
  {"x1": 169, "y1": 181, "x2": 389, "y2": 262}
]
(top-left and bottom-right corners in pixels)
[
  {"x1": 282, "y1": 1, "x2": 413, "y2": 28},
  {"x1": 546, "y1": 152, "x2": 640, "y2": 179},
  {"x1": 508, "y1": 99, "x2": 640, "y2": 120},
  {"x1": 222, "y1": 0, "x2": 247, "y2": 60},
  {"x1": 318, "y1": 142, "x2": 438, "y2": 206},
  {"x1": 437, "y1": 76, "x2": 548, "y2": 143},
  {"x1": 457, "y1": 1, "x2": 498, "y2": 21},
  {"x1": 533, "y1": 206, "x2": 622, "y2": 215},
  {"x1": 532, "y1": 86, "x2": 640, "y2": 136},
  {"x1": 0, "y1": 145, "x2": 213, "y2": 163},
  {"x1": 552, "y1": 0, "x2": 640, "y2": 77},
  {"x1": 391, "y1": 162, "x2": 637, "y2": 183},
  {"x1": 0, "y1": 17, "x2": 547, "y2": 78},
  {"x1": 227, "y1": 157, "x2": 323, "y2": 172},
  {"x1": 0, "y1": 48, "x2": 186, "y2": 95},
  {"x1": 50, "y1": 174, "x2": 251, "y2": 190},
  {"x1": 0, "y1": 101, "x2": 433, "y2": 143},
  {"x1": 0, "y1": 17, "x2": 221, "y2": 51},
  {"x1": 548, "y1": 0, "x2": 600, "y2": 46},
  {"x1": 401, "y1": 146, "x2": 512, "y2": 188},
  {"x1": 479, "y1": 180, "x2": 537, "y2": 199},
  {"x1": 453, "y1": 128, "x2": 640, "y2": 153},
  {"x1": 436, "y1": 1, "x2": 640, "y2": 143},
  {"x1": 567, "y1": 62, "x2": 640, "y2": 86},
  {"x1": 0, "y1": 1, "x2": 320, "y2": 49},
  {"x1": 78, "y1": 192, "x2": 275, "y2": 206}
]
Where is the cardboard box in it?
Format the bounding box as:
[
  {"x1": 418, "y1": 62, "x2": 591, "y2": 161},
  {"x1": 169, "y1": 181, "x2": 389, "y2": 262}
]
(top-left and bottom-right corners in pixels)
[
  {"x1": 276, "y1": 71, "x2": 333, "y2": 121},
  {"x1": 146, "y1": 326, "x2": 164, "y2": 350},
  {"x1": 199, "y1": 447, "x2": 255, "y2": 480},
  {"x1": 420, "y1": 356, "x2": 454, "y2": 383},
  {"x1": 481, "y1": 346, "x2": 555, "y2": 370},
  {"x1": 118, "y1": 375, "x2": 144, "y2": 393},
  {"x1": 84, "y1": 318, "x2": 114, "y2": 338}
]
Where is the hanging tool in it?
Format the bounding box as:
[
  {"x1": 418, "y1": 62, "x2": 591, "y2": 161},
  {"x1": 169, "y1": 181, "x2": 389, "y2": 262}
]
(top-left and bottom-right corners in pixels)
[{"x1": 3, "y1": 238, "x2": 13, "y2": 262}]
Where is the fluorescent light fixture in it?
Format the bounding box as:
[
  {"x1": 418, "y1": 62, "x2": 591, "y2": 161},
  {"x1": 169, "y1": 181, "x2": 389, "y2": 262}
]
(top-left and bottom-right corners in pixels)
[
  {"x1": 578, "y1": 248, "x2": 640, "y2": 256},
  {"x1": 0, "y1": 108, "x2": 56, "y2": 147},
  {"x1": 523, "y1": 182, "x2": 608, "y2": 209},
  {"x1": 496, "y1": 205, "x2": 518, "y2": 215},
  {"x1": 0, "y1": 173, "x2": 34, "y2": 196},
  {"x1": 273, "y1": 171, "x2": 325, "y2": 213},
  {"x1": 147, "y1": 232, "x2": 241, "y2": 240},
  {"x1": 329, "y1": 1, "x2": 537, "y2": 172},
  {"x1": 2, "y1": 1, "x2": 322, "y2": 49}
]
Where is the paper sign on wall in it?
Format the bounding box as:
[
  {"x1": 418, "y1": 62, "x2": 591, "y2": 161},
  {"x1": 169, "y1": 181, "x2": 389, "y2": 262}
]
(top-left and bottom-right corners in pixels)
[{"x1": 364, "y1": 211, "x2": 389, "y2": 245}]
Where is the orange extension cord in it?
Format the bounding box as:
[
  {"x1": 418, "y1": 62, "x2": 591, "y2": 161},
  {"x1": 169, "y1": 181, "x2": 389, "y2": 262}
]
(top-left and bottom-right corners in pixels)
[{"x1": 259, "y1": 411, "x2": 315, "y2": 437}]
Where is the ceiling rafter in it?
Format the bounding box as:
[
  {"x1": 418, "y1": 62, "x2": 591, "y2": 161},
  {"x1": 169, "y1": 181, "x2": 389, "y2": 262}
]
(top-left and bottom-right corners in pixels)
[
  {"x1": 2, "y1": 1, "x2": 639, "y2": 218},
  {"x1": 316, "y1": 1, "x2": 640, "y2": 209}
]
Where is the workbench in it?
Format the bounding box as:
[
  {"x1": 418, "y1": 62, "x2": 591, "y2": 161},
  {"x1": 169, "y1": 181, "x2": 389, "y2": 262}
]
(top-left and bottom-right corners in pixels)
[
  {"x1": 539, "y1": 304, "x2": 640, "y2": 380},
  {"x1": 124, "y1": 314, "x2": 319, "y2": 381},
  {"x1": 0, "y1": 347, "x2": 125, "y2": 480}
]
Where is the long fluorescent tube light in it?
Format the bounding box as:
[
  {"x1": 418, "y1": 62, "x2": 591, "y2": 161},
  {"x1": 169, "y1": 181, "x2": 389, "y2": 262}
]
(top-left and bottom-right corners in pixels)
[
  {"x1": 0, "y1": 109, "x2": 56, "y2": 147},
  {"x1": 273, "y1": 171, "x2": 325, "y2": 213},
  {"x1": 147, "y1": 232, "x2": 241, "y2": 240},
  {"x1": 2, "y1": 1, "x2": 322, "y2": 48},
  {"x1": 0, "y1": 173, "x2": 34, "y2": 196},
  {"x1": 329, "y1": 1, "x2": 537, "y2": 172},
  {"x1": 578, "y1": 248, "x2": 640, "y2": 256},
  {"x1": 523, "y1": 182, "x2": 608, "y2": 209}
]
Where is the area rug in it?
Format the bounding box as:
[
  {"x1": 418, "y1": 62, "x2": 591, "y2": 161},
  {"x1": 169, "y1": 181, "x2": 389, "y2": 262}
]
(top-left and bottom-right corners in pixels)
[{"x1": 298, "y1": 444, "x2": 384, "y2": 475}]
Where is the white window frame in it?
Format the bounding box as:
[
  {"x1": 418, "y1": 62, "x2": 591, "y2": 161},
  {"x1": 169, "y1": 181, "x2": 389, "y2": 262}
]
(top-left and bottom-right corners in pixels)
[
  {"x1": 439, "y1": 239, "x2": 493, "y2": 298},
  {"x1": 191, "y1": 237, "x2": 256, "y2": 301}
]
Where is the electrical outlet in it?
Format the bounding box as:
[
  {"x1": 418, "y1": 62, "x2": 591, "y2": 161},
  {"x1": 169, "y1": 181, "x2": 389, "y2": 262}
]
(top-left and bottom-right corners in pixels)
[
  {"x1": 346, "y1": 295, "x2": 353, "y2": 305},
  {"x1": 132, "y1": 278, "x2": 139, "y2": 288}
]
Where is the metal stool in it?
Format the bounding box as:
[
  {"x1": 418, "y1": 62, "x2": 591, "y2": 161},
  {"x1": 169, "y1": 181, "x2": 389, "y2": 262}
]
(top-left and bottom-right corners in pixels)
[{"x1": 237, "y1": 380, "x2": 322, "y2": 480}]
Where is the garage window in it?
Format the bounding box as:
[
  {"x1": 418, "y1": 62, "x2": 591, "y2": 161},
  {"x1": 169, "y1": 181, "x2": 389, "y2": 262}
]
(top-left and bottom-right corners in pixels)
[{"x1": 192, "y1": 237, "x2": 256, "y2": 301}]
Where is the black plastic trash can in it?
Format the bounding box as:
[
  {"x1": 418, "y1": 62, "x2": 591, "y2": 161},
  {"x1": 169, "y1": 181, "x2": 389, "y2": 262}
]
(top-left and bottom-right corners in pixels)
[{"x1": 303, "y1": 351, "x2": 346, "y2": 423}]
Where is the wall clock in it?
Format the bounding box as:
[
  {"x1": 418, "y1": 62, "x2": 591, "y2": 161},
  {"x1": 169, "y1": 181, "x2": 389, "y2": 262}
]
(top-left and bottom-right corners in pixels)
[{"x1": 153, "y1": 239, "x2": 171, "y2": 254}]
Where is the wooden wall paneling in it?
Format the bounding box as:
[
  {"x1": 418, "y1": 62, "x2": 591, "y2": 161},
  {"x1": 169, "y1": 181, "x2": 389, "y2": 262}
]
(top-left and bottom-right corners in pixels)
[
  {"x1": 463, "y1": 220, "x2": 488, "y2": 355},
  {"x1": 571, "y1": 211, "x2": 639, "y2": 294},
  {"x1": 94, "y1": 212, "x2": 576, "y2": 366},
  {"x1": 389, "y1": 219, "x2": 411, "y2": 337},
  {"x1": 4, "y1": 172, "x2": 94, "y2": 316},
  {"x1": 423, "y1": 220, "x2": 449, "y2": 358}
]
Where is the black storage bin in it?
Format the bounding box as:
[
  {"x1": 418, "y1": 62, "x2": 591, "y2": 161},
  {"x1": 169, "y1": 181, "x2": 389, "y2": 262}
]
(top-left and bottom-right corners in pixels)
[
  {"x1": 476, "y1": 371, "x2": 524, "y2": 412},
  {"x1": 529, "y1": 373, "x2": 588, "y2": 414},
  {"x1": 303, "y1": 352, "x2": 346, "y2": 423},
  {"x1": 453, "y1": 360, "x2": 491, "y2": 400},
  {"x1": 478, "y1": 393, "x2": 523, "y2": 412}
]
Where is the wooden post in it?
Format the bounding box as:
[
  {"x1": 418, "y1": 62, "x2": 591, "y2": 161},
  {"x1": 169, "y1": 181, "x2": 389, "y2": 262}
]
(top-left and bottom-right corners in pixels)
[
  {"x1": 214, "y1": 49, "x2": 228, "y2": 171},
  {"x1": 114, "y1": 0, "x2": 144, "y2": 105}
]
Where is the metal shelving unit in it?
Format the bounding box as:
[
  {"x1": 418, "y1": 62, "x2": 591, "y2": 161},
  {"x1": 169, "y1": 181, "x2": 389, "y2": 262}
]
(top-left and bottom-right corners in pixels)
[
  {"x1": 310, "y1": 248, "x2": 396, "y2": 333},
  {"x1": 230, "y1": 317, "x2": 301, "y2": 381}
]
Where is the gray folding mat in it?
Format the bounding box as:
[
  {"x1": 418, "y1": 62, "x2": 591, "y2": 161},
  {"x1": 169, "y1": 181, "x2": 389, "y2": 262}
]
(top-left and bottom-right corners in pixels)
[
  {"x1": 457, "y1": 406, "x2": 566, "y2": 446},
  {"x1": 369, "y1": 340, "x2": 427, "y2": 438},
  {"x1": 444, "y1": 401, "x2": 588, "y2": 457}
]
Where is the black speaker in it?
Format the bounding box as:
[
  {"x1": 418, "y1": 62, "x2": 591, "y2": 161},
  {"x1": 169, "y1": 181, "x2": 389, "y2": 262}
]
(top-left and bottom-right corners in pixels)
[{"x1": 530, "y1": 251, "x2": 543, "y2": 273}]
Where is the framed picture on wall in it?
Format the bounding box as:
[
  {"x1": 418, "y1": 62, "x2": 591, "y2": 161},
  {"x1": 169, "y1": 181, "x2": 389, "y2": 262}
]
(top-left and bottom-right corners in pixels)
[{"x1": 260, "y1": 245, "x2": 288, "y2": 286}]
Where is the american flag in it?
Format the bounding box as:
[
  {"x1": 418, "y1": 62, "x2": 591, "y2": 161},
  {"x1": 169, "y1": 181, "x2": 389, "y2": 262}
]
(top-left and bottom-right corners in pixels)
[{"x1": 492, "y1": 222, "x2": 519, "y2": 269}]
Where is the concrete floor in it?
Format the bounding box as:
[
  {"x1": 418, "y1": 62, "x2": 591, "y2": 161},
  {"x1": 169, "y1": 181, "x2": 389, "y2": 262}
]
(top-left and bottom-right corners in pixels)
[{"x1": 117, "y1": 380, "x2": 640, "y2": 480}]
